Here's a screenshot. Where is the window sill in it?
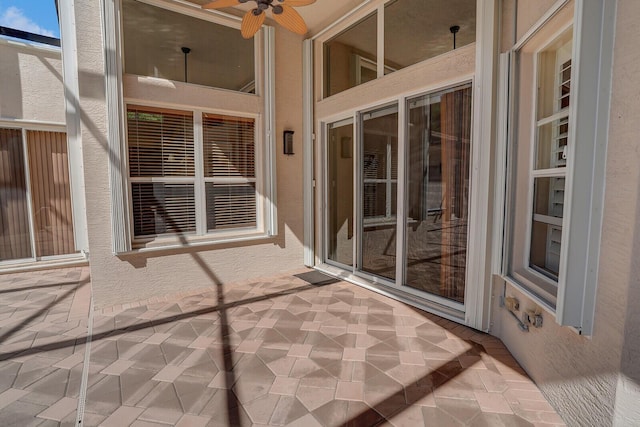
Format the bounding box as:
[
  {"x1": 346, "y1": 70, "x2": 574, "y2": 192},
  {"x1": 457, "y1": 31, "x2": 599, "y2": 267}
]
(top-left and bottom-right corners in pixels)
[
  {"x1": 501, "y1": 273, "x2": 557, "y2": 317},
  {"x1": 126, "y1": 230, "x2": 273, "y2": 254},
  {"x1": 0, "y1": 254, "x2": 89, "y2": 273}
]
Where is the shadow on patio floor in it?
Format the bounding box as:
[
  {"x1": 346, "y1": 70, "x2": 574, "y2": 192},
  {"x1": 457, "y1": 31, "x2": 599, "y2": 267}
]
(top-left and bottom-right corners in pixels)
[{"x1": 0, "y1": 267, "x2": 566, "y2": 426}]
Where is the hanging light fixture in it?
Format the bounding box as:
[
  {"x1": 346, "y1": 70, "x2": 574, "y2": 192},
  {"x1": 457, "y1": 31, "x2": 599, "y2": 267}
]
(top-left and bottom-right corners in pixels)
[
  {"x1": 450, "y1": 25, "x2": 460, "y2": 50},
  {"x1": 202, "y1": 0, "x2": 316, "y2": 39}
]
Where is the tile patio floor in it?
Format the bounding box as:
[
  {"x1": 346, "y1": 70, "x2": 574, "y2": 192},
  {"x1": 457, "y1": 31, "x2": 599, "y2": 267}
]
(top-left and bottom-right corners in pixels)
[{"x1": 0, "y1": 267, "x2": 566, "y2": 426}]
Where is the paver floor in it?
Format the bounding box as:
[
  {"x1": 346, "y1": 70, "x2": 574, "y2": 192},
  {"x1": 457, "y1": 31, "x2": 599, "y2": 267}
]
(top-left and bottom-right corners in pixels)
[{"x1": 0, "y1": 267, "x2": 566, "y2": 426}]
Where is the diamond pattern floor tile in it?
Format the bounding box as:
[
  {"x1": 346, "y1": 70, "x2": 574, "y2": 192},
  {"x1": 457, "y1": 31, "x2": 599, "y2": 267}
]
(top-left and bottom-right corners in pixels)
[{"x1": 0, "y1": 267, "x2": 567, "y2": 426}]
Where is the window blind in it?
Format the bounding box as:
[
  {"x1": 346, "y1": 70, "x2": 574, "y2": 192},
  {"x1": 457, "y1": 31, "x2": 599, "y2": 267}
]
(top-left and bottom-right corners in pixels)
[
  {"x1": 202, "y1": 113, "x2": 255, "y2": 178},
  {"x1": 206, "y1": 183, "x2": 256, "y2": 230},
  {"x1": 127, "y1": 106, "x2": 259, "y2": 239},
  {"x1": 127, "y1": 106, "x2": 195, "y2": 177},
  {"x1": 131, "y1": 183, "x2": 196, "y2": 237},
  {"x1": 27, "y1": 130, "x2": 75, "y2": 257},
  {"x1": 0, "y1": 128, "x2": 32, "y2": 261}
]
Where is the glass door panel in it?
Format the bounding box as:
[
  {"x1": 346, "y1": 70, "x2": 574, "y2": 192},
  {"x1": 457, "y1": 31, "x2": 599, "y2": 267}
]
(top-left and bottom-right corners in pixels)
[
  {"x1": 360, "y1": 105, "x2": 398, "y2": 280},
  {"x1": 327, "y1": 120, "x2": 354, "y2": 267},
  {"x1": 405, "y1": 85, "x2": 472, "y2": 303},
  {"x1": 0, "y1": 129, "x2": 33, "y2": 261}
]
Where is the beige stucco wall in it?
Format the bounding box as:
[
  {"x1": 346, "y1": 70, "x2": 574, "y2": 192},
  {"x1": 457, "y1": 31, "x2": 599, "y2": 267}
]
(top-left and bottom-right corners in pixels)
[
  {"x1": 0, "y1": 41, "x2": 65, "y2": 123},
  {"x1": 491, "y1": 1, "x2": 640, "y2": 425},
  {"x1": 72, "y1": 1, "x2": 305, "y2": 308}
]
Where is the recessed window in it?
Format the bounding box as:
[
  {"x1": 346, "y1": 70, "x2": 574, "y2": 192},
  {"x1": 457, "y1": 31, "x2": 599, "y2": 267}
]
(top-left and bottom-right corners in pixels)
[
  {"x1": 323, "y1": 12, "x2": 377, "y2": 98},
  {"x1": 507, "y1": 28, "x2": 573, "y2": 306},
  {"x1": 121, "y1": 0, "x2": 255, "y2": 92},
  {"x1": 127, "y1": 105, "x2": 258, "y2": 241},
  {"x1": 323, "y1": 0, "x2": 476, "y2": 98}
]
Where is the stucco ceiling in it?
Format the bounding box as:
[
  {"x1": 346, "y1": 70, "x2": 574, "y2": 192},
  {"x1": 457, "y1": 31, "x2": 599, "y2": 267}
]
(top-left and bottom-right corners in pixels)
[{"x1": 185, "y1": 0, "x2": 366, "y2": 35}]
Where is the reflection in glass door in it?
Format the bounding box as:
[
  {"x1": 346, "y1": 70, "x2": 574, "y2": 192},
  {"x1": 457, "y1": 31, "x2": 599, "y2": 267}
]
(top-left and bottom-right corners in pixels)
[
  {"x1": 327, "y1": 120, "x2": 354, "y2": 267},
  {"x1": 323, "y1": 84, "x2": 472, "y2": 310},
  {"x1": 359, "y1": 105, "x2": 398, "y2": 281},
  {"x1": 405, "y1": 85, "x2": 472, "y2": 303}
]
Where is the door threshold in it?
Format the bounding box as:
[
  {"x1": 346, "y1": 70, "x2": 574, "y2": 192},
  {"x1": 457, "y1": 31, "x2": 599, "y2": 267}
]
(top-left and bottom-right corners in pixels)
[{"x1": 315, "y1": 263, "x2": 467, "y2": 326}]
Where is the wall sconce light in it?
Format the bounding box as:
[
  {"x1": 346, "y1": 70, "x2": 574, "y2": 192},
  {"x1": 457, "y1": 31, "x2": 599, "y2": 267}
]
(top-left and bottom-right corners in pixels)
[{"x1": 283, "y1": 130, "x2": 294, "y2": 155}]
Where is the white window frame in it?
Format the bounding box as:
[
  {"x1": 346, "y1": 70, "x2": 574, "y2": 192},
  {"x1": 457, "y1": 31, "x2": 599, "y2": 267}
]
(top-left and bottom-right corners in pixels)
[
  {"x1": 317, "y1": 77, "x2": 476, "y2": 321},
  {"x1": 104, "y1": 0, "x2": 277, "y2": 254},
  {"x1": 311, "y1": 0, "x2": 498, "y2": 331},
  {"x1": 0, "y1": 120, "x2": 85, "y2": 267},
  {"x1": 498, "y1": 0, "x2": 616, "y2": 335},
  {"x1": 125, "y1": 103, "x2": 264, "y2": 247}
]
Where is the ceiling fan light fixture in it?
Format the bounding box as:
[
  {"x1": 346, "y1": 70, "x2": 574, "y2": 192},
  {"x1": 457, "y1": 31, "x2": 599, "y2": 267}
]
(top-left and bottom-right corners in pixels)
[{"x1": 201, "y1": 0, "x2": 315, "y2": 37}]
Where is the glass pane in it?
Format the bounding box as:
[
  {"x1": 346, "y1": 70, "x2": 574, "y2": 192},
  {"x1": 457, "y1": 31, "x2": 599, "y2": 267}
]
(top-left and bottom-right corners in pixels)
[
  {"x1": 131, "y1": 183, "x2": 196, "y2": 237},
  {"x1": 202, "y1": 114, "x2": 255, "y2": 178},
  {"x1": 537, "y1": 31, "x2": 572, "y2": 119},
  {"x1": 0, "y1": 129, "x2": 33, "y2": 261},
  {"x1": 27, "y1": 131, "x2": 76, "y2": 257},
  {"x1": 530, "y1": 177, "x2": 565, "y2": 281},
  {"x1": 324, "y1": 12, "x2": 377, "y2": 97},
  {"x1": 536, "y1": 116, "x2": 568, "y2": 169},
  {"x1": 327, "y1": 121, "x2": 354, "y2": 267},
  {"x1": 206, "y1": 183, "x2": 256, "y2": 231},
  {"x1": 405, "y1": 85, "x2": 472, "y2": 303},
  {"x1": 530, "y1": 221, "x2": 562, "y2": 279},
  {"x1": 361, "y1": 105, "x2": 398, "y2": 280},
  {"x1": 127, "y1": 106, "x2": 195, "y2": 177},
  {"x1": 122, "y1": 0, "x2": 255, "y2": 92},
  {"x1": 533, "y1": 177, "x2": 565, "y2": 219},
  {"x1": 384, "y1": 0, "x2": 476, "y2": 74}
]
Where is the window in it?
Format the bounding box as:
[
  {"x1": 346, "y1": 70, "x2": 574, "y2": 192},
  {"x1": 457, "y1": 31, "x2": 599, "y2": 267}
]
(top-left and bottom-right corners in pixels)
[
  {"x1": 0, "y1": 128, "x2": 77, "y2": 263},
  {"x1": 507, "y1": 27, "x2": 573, "y2": 306},
  {"x1": 502, "y1": 0, "x2": 615, "y2": 334},
  {"x1": 121, "y1": 0, "x2": 255, "y2": 92},
  {"x1": 529, "y1": 33, "x2": 572, "y2": 282},
  {"x1": 323, "y1": 0, "x2": 476, "y2": 98},
  {"x1": 323, "y1": 12, "x2": 377, "y2": 97},
  {"x1": 127, "y1": 105, "x2": 258, "y2": 242}
]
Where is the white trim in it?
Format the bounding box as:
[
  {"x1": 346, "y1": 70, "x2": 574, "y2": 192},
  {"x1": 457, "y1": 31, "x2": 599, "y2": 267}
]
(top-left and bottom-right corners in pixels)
[
  {"x1": 376, "y1": 5, "x2": 384, "y2": 78},
  {"x1": 263, "y1": 26, "x2": 277, "y2": 237},
  {"x1": 531, "y1": 168, "x2": 567, "y2": 178},
  {"x1": 0, "y1": 118, "x2": 66, "y2": 131},
  {"x1": 193, "y1": 110, "x2": 206, "y2": 235},
  {"x1": 129, "y1": 231, "x2": 274, "y2": 253},
  {"x1": 395, "y1": 99, "x2": 406, "y2": 286},
  {"x1": 512, "y1": 0, "x2": 571, "y2": 51},
  {"x1": 0, "y1": 255, "x2": 88, "y2": 274},
  {"x1": 303, "y1": 39, "x2": 315, "y2": 267},
  {"x1": 21, "y1": 129, "x2": 38, "y2": 261},
  {"x1": 464, "y1": 0, "x2": 498, "y2": 332},
  {"x1": 555, "y1": 0, "x2": 616, "y2": 335},
  {"x1": 311, "y1": 0, "x2": 374, "y2": 40},
  {"x1": 0, "y1": 36, "x2": 61, "y2": 53},
  {"x1": 491, "y1": 52, "x2": 510, "y2": 276},
  {"x1": 103, "y1": 0, "x2": 132, "y2": 254}
]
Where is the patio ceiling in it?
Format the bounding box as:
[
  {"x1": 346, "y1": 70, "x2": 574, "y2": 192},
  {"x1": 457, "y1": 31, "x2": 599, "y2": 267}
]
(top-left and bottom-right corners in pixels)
[{"x1": 185, "y1": 0, "x2": 366, "y2": 35}]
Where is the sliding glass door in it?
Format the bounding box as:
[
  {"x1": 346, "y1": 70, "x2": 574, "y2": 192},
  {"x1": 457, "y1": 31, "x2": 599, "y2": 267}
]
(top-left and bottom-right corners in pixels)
[
  {"x1": 405, "y1": 85, "x2": 472, "y2": 303},
  {"x1": 327, "y1": 119, "x2": 354, "y2": 267},
  {"x1": 359, "y1": 105, "x2": 398, "y2": 281},
  {"x1": 0, "y1": 128, "x2": 76, "y2": 264},
  {"x1": 323, "y1": 84, "x2": 472, "y2": 307}
]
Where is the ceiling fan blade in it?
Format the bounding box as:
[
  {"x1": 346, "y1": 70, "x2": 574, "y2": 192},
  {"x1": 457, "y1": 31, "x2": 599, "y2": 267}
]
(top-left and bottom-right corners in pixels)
[
  {"x1": 241, "y1": 9, "x2": 266, "y2": 39},
  {"x1": 202, "y1": 0, "x2": 240, "y2": 9},
  {"x1": 280, "y1": 0, "x2": 316, "y2": 6},
  {"x1": 272, "y1": 5, "x2": 307, "y2": 35}
]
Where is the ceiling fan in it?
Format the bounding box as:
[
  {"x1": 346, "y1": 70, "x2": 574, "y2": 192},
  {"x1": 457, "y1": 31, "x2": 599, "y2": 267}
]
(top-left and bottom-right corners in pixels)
[{"x1": 202, "y1": 0, "x2": 316, "y2": 39}]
